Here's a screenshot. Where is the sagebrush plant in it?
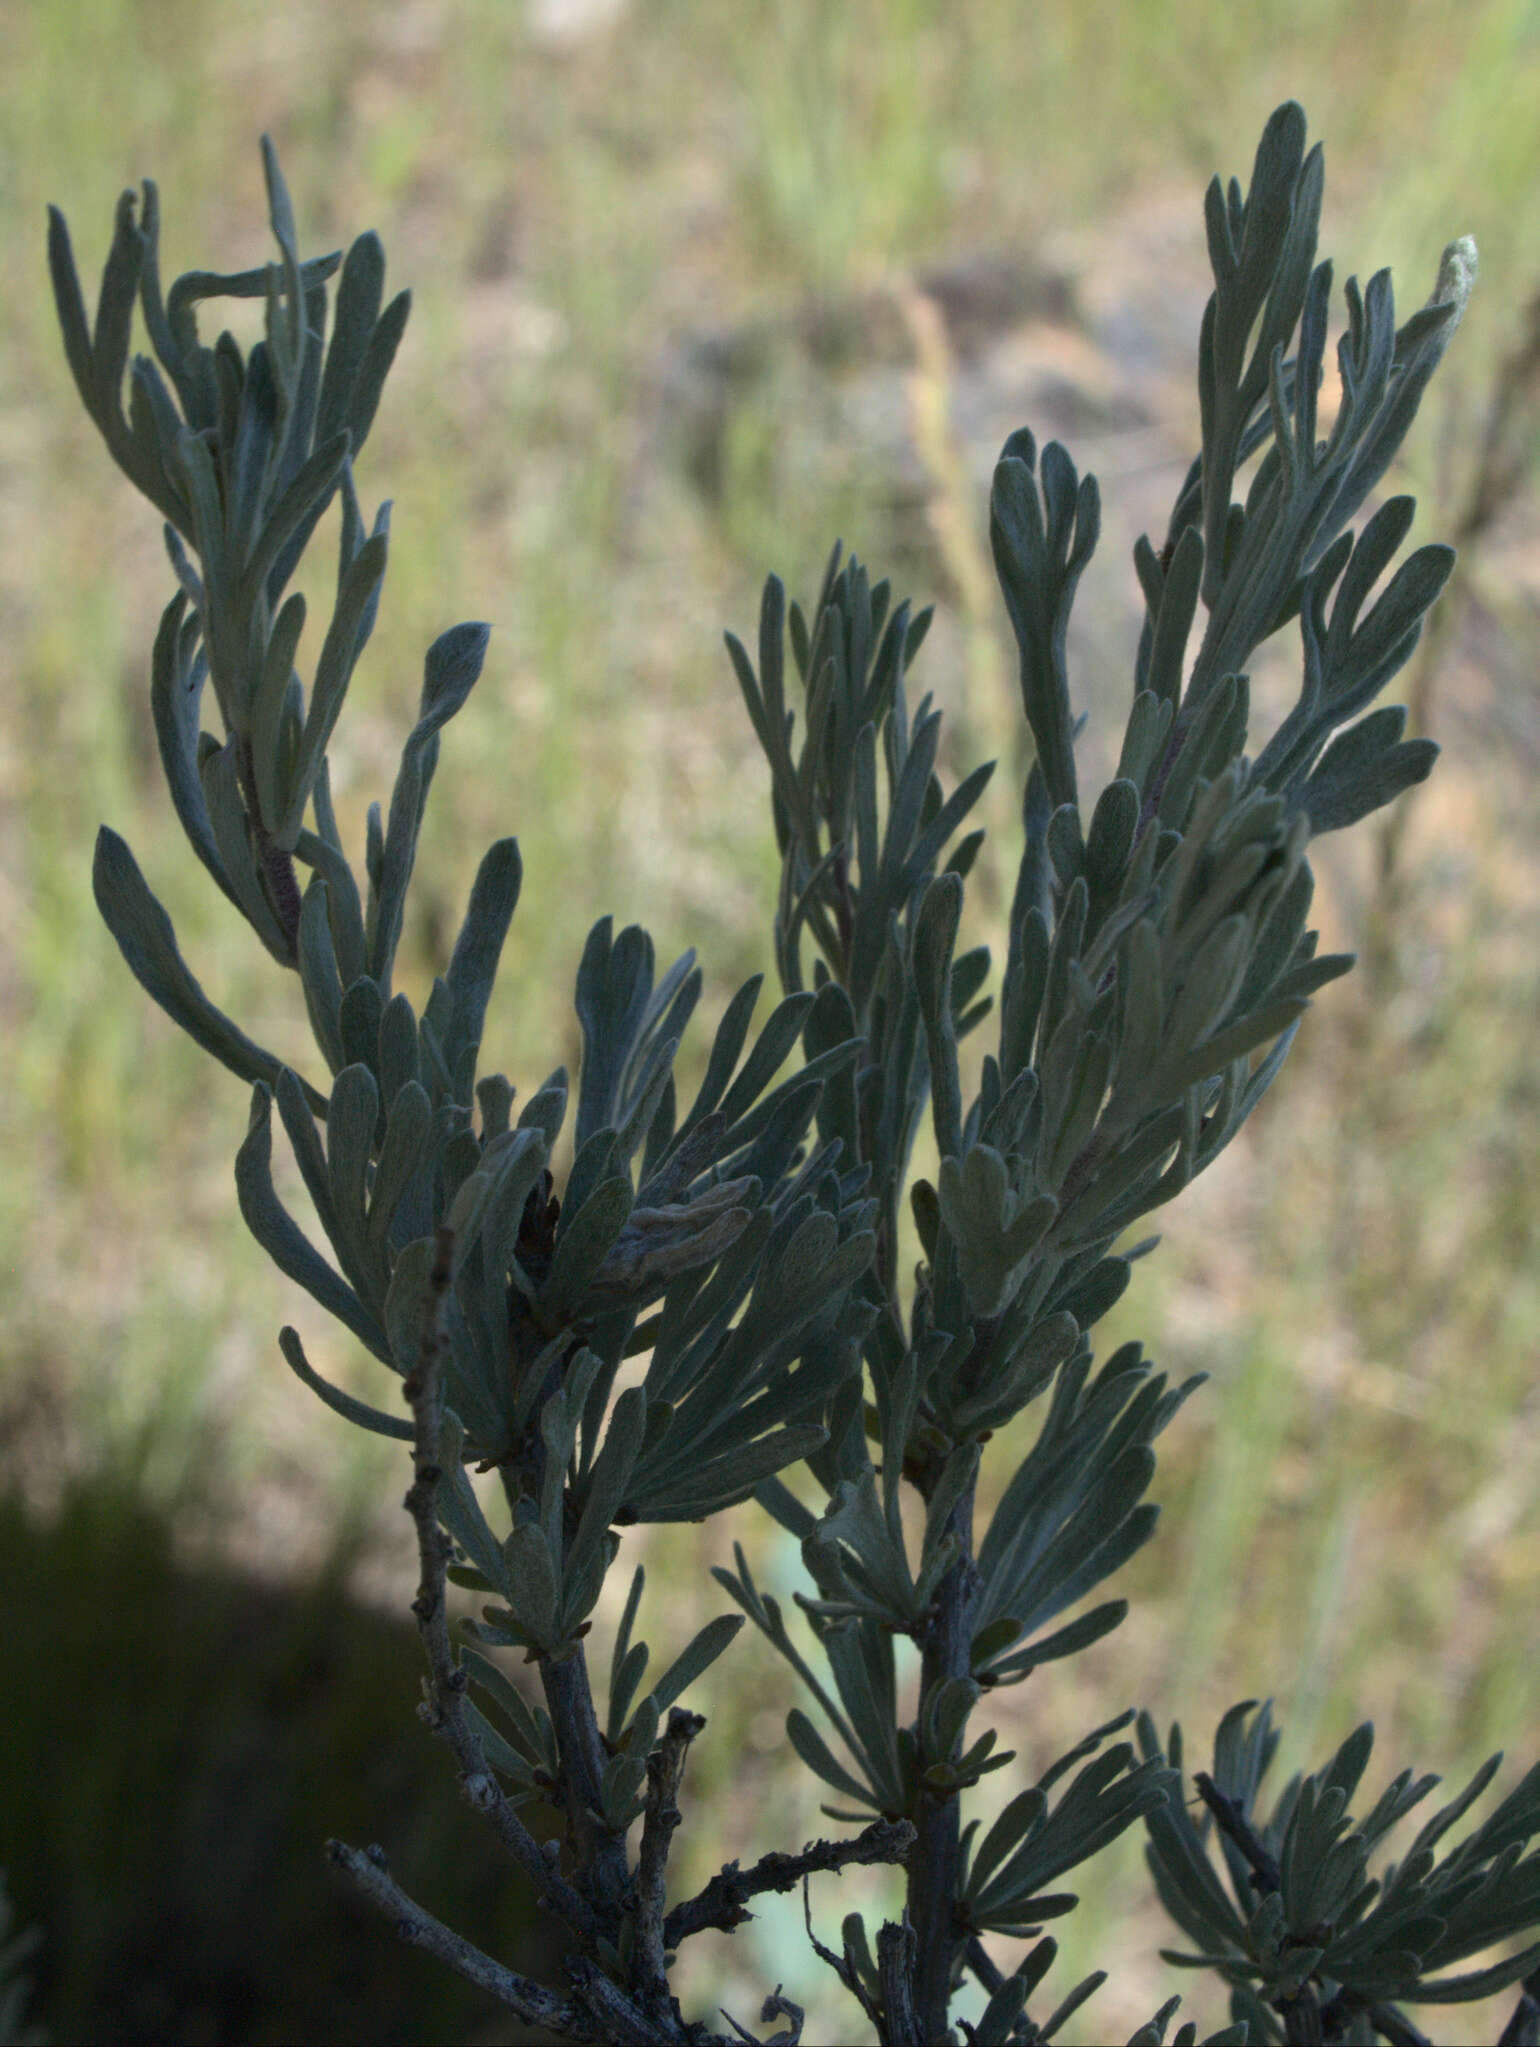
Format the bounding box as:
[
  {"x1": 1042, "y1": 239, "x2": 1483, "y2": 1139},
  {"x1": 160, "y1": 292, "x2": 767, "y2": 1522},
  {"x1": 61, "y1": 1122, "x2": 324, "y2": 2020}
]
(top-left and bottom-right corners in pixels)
[{"x1": 46, "y1": 102, "x2": 1540, "y2": 2046}]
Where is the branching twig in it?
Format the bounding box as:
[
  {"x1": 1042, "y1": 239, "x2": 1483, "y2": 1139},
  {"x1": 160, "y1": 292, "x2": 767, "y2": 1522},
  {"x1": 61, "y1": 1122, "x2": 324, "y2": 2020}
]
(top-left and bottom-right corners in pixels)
[
  {"x1": 324, "y1": 1837, "x2": 582, "y2": 2033},
  {"x1": 634, "y1": 1709, "x2": 704, "y2": 2002},
  {"x1": 1193, "y1": 1772, "x2": 1282, "y2": 1895},
  {"x1": 566, "y1": 1954, "x2": 701, "y2": 2046},
  {"x1": 663, "y1": 1816, "x2": 916, "y2": 1947},
  {"x1": 877, "y1": 1916, "x2": 925, "y2": 2046},
  {"x1": 802, "y1": 1874, "x2": 882, "y2": 2032}
]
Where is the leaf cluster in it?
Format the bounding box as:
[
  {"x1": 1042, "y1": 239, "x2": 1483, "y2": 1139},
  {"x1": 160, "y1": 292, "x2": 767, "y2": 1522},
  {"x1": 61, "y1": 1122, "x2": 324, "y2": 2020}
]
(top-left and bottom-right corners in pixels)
[
  {"x1": 48, "y1": 103, "x2": 1537, "y2": 2047},
  {"x1": 1141, "y1": 1704, "x2": 1540, "y2": 2045}
]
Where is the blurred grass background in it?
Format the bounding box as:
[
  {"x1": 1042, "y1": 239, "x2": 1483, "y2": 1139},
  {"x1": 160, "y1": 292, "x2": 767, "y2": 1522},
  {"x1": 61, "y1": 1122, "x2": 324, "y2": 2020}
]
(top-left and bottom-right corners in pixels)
[{"x1": 3, "y1": 0, "x2": 1539, "y2": 2039}]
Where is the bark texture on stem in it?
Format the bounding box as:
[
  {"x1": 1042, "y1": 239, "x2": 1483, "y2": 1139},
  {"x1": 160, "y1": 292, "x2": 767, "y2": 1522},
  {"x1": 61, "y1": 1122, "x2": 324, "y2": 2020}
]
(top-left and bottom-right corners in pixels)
[{"x1": 903, "y1": 1462, "x2": 979, "y2": 2045}]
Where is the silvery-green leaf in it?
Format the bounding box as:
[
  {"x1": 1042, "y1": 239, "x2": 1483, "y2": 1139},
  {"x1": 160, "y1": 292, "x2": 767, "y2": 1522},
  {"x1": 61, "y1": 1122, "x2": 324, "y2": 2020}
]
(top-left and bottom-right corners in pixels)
[
  {"x1": 912, "y1": 873, "x2": 963, "y2": 1160},
  {"x1": 674, "y1": 974, "x2": 761, "y2": 1137},
  {"x1": 249, "y1": 591, "x2": 308, "y2": 833},
  {"x1": 643, "y1": 1614, "x2": 744, "y2": 1720},
  {"x1": 236, "y1": 429, "x2": 351, "y2": 625},
  {"x1": 619, "y1": 1692, "x2": 659, "y2": 1762},
  {"x1": 1144, "y1": 527, "x2": 1205, "y2": 710},
  {"x1": 462, "y1": 1649, "x2": 556, "y2": 1775},
  {"x1": 786, "y1": 1707, "x2": 877, "y2": 1809},
  {"x1": 633, "y1": 1422, "x2": 828, "y2": 1523},
  {"x1": 970, "y1": 1974, "x2": 1029, "y2": 2047},
  {"x1": 377, "y1": 990, "x2": 420, "y2": 1107},
  {"x1": 1164, "y1": 916, "x2": 1252, "y2": 1058},
  {"x1": 277, "y1": 1324, "x2": 411, "y2": 1439},
  {"x1": 565, "y1": 1385, "x2": 646, "y2": 1604},
  {"x1": 502, "y1": 1521, "x2": 559, "y2": 1649},
  {"x1": 384, "y1": 1236, "x2": 440, "y2": 1374},
  {"x1": 93, "y1": 829, "x2": 326, "y2": 1111},
  {"x1": 608, "y1": 1644, "x2": 649, "y2": 1750},
  {"x1": 46, "y1": 202, "x2": 97, "y2": 426},
  {"x1": 1161, "y1": 996, "x2": 1307, "y2": 1092},
  {"x1": 970, "y1": 1746, "x2": 1169, "y2": 1924},
  {"x1": 460, "y1": 1700, "x2": 540, "y2": 1793},
  {"x1": 937, "y1": 1145, "x2": 1056, "y2": 1318},
  {"x1": 440, "y1": 837, "x2": 521, "y2": 1084},
  {"x1": 235, "y1": 1083, "x2": 392, "y2": 1362},
  {"x1": 1083, "y1": 777, "x2": 1140, "y2": 910},
  {"x1": 198, "y1": 740, "x2": 294, "y2": 961},
  {"x1": 366, "y1": 1080, "x2": 431, "y2": 1269},
  {"x1": 148, "y1": 592, "x2": 236, "y2": 904},
  {"x1": 432, "y1": 1411, "x2": 509, "y2": 1600},
  {"x1": 813, "y1": 1468, "x2": 918, "y2": 1625},
  {"x1": 315, "y1": 230, "x2": 383, "y2": 444},
  {"x1": 338, "y1": 975, "x2": 384, "y2": 1079},
  {"x1": 296, "y1": 800, "x2": 368, "y2": 987},
  {"x1": 541, "y1": 1174, "x2": 633, "y2": 1322},
  {"x1": 297, "y1": 879, "x2": 346, "y2": 1074},
  {"x1": 990, "y1": 428, "x2": 1097, "y2": 815},
  {"x1": 981, "y1": 1599, "x2": 1128, "y2": 1685},
  {"x1": 599, "y1": 1749, "x2": 648, "y2": 1832},
  {"x1": 1300, "y1": 707, "x2": 1438, "y2": 834},
  {"x1": 275, "y1": 530, "x2": 389, "y2": 847},
  {"x1": 712, "y1": 988, "x2": 818, "y2": 1133},
  {"x1": 326, "y1": 1063, "x2": 379, "y2": 1259},
  {"x1": 919, "y1": 1443, "x2": 980, "y2": 1594}
]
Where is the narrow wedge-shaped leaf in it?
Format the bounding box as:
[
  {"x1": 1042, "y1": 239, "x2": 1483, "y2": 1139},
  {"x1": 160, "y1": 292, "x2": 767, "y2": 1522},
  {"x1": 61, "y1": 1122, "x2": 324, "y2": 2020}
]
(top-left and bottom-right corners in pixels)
[
  {"x1": 442, "y1": 837, "x2": 521, "y2": 1082},
  {"x1": 419, "y1": 619, "x2": 492, "y2": 728},
  {"x1": 148, "y1": 593, "x2": 239, "y2": 905},
  {"x1": 913, "y1": 873, "x2": 964, "y2": 1160},
  {"x1": 608, "y1": 1591, "x2": 650, "y2": 1744},
  {"x1": 383, "y1": 1235, "x2": 440, "y2": 1374},
  {"x1": 326, "y1": 1063, "x2": 380, "y2": 1269},
  {"x1": 93, "y1": 829, "x2": 326, "y2": 1112},
  {"x1": 237, "y1": 430, "x2": 352, "y2": 623},
  {"x1": 644, "y1": 1614, "x2": 745, "y2": 1719},
  {"x1": 1301, "y1": 709, "x2": 1438, "y2": 834},
  {"x1": 966, "y1": 1787, "x2": 1049, "y2": 1903},
  {"x1": 573, "y1": 919, "x2": 654, "y2": 1148},
  {"x1": 786, "y1": 1707, "x2": 879, "y2": 1809},
  {"x1": 298, "y1": 809, "x2": 368, "y2": 989},
  {"x1": 377, "y1": 990, "x2": 420, "y2": 1106},
  {"x1": 250, "y1": 591, "x2": 308, "y2": 832},
  {"x1": 365, "y1": 630, "x2": 491, "y2": 995},
  {"x1": 635, "y1": 1423, "x2": 829, "y2": 1522},
  {"x1": 1145, "y1": 526, "x2": 1205, "y2": 708},
  {"x1": 46, "y1": 204, "x2": 97, "y2": 419},
  {"x1": 344, "y1": 286, "x2": 411, "y2": 454},
  {"x1": 316, "y1": 231, "x2": 385, "y2": 444},
  {"x1": 503, "y1": 1521, "x2": 560, "y2": 1649},
  {"x1": 984, "y1": 1599, "x2": 1128, "y2": 1683},
  {"x1": 436, "y1": 1412, "x2": 512, "y2": 1599},
  {"x1": 676, "y1": 975, "x2": 762, "y2": 1135},
  {"x1": 199, "y1": 739, "x2": 296, "y2": 960},
  {"x1": 90, "y1": 189, "x2": 143, "y2": 448},
  {"x1": 277, "y1": 1325, "x2": 412, "y2": 1439},
  {"x1": 1161, "y1": 997, "x2": 1308, "y2": 1092},
  {"x1": 366, "y1": 1080, "x2": 432, "y2": 1265},
  {"x1": 1408, "y1": 1940, "x2": 1540, "y2": 2006},
  {"x1": 235, "y1": 1084, "x2": 392, "y2": 1361},
  {"x1": 542, "y1": 1175, "x2": 633, "y2": 1322},
  {"x1": 713, "y1": 989, "x2": 819, "y2": 1133},
  {"x1": 275, "y1": 531, "x2": 390, "y2": 847},
  {"x1": 566, "y1": 1385, "x2": 646, "y2": 1601},
  {"x1": 463, "y1": 1648, "x2": 556, "y2": 1772},
  {"x1": 296, "y1": 880, "x2": 347, "y2": 1075}
]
